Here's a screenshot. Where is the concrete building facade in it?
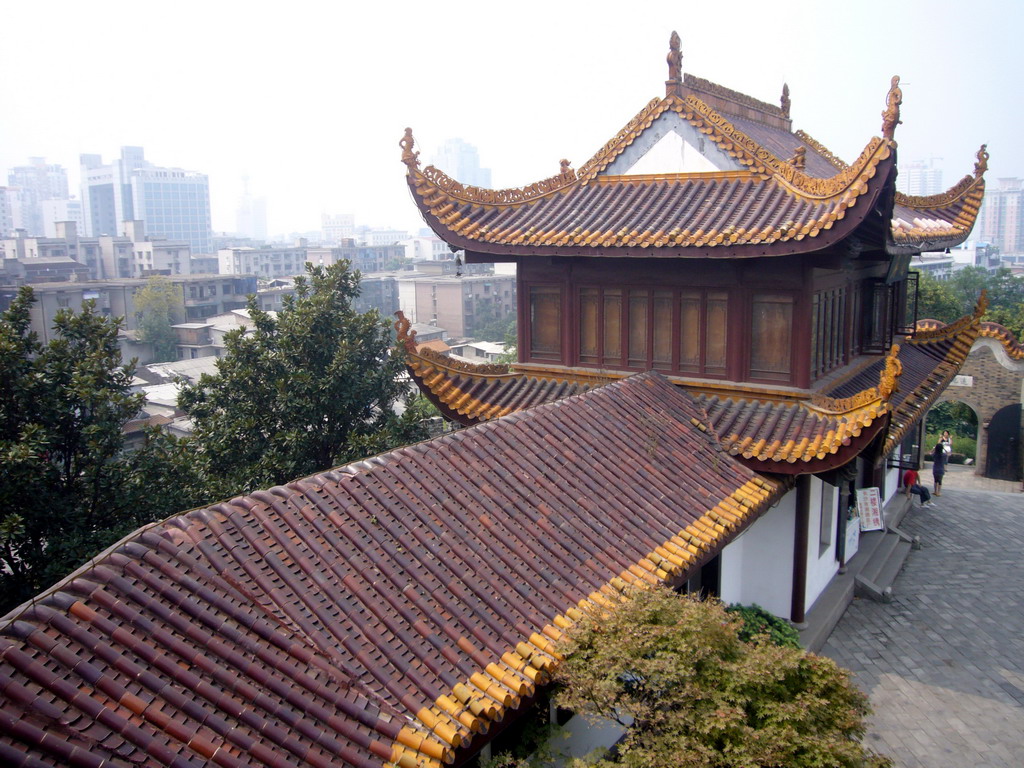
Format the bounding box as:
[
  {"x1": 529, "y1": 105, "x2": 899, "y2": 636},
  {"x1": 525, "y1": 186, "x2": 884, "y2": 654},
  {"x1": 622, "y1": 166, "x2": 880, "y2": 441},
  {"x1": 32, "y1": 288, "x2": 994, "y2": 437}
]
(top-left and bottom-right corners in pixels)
[
  {"x1": 6, "y1": 157, "x2": 70, "y2": 235},
  {"x1": 80, "y1": 147, "x2": 213, "y2": 254},
  {"x1": 977, "y1": 177, "x2": 1024, "y2": 256}
]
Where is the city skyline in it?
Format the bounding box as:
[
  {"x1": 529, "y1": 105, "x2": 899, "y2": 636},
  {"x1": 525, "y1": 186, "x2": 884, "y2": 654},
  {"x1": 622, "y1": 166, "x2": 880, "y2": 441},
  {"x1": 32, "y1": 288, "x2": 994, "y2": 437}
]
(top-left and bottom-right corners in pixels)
[{"x1": 2, "y1": 0, "x2": 1021, "y2": 239}]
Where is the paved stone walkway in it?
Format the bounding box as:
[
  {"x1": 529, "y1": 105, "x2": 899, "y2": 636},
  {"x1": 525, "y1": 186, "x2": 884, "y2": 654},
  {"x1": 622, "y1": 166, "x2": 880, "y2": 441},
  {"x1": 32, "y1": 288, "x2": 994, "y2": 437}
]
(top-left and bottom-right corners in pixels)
[{"x1": 821, "y1": 482, "x2": 1024, "y2": 767}]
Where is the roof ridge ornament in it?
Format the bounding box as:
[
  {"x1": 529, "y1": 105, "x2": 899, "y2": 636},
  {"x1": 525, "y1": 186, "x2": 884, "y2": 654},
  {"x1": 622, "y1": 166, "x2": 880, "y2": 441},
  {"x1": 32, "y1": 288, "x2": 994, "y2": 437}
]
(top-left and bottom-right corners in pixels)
[
  {"x1": 400, "y1": 128, "x2": 420, "y2": 171},
  {"x1": 394, "y1": 310, "x2": 418, "y2": 353},
  {"x1": 878, "y1": 343, "x2": 903, "y2": 401},
  {"x1": 974, "y1": 144, "x2": 990, "y2": 177},
  {"x1": 780, "y1": 83, "x2": 791, "y2": 119},
  {"x1": 880, "y1": 76, "x2": 902, "y2": 141},
  {"x1": 790, "y1": 145, "x2": 806, "y2": 170},
  {"x1": 666, "y1": 31, "x2": 683, "y2": 99}
]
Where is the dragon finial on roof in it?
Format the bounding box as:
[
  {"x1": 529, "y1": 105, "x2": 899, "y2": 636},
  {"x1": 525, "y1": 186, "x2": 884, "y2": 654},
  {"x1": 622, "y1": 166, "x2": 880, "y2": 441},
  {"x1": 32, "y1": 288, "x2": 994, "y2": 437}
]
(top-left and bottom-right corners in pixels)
[
  {"x1": 974, "y1": 144, "x2": 990, "y2": 177},
  {"x1": 666, "y1": 31, "x2": 683, "y2": 99},
  {"x1": 880, "y1": 76, "x2": 902, "y2": 141},
  {"x1": 780, "y1": 83, "x2": 791, "y2": 118},
  {"x1": 394, "y1": 310, "x2": 418, "y2": 353},
  {"x1": 400, "y1": 127, "x2": 420, "y2": 171}
]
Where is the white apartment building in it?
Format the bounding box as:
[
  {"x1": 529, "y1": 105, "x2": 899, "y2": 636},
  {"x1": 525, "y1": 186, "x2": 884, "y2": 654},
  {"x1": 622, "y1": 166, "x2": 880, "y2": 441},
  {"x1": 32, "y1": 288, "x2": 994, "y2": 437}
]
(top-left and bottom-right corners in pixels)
[{"x1": 977, "y1": 177, "x2": 1024, "y2": 255}]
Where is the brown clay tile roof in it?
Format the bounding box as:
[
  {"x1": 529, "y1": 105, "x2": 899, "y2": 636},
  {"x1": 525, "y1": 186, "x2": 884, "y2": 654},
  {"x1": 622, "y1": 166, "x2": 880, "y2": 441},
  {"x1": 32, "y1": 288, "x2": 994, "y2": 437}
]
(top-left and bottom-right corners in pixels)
[
  {"x1": 829, "y1": 302, "x2": 986, "y2": 453},
  {"x1": 402, "y1": 94, "x2": 897, "y2": 260},
  {"x1": 890, "y1": 155, "x2": 987, "y2": 250},
  {"x1": 918, "y1": 318, "x2": 1024, "y2": 361},
  {"x1": 0, "y1": 372, "x2": 785, "y2": 768}
]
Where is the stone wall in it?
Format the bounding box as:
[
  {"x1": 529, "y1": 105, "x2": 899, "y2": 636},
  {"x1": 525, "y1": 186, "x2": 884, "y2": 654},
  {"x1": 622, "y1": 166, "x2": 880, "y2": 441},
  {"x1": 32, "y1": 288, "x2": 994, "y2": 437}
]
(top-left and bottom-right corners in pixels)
[{"x1": 932, "y1": 338, "x2": 1024, "y2": 474}]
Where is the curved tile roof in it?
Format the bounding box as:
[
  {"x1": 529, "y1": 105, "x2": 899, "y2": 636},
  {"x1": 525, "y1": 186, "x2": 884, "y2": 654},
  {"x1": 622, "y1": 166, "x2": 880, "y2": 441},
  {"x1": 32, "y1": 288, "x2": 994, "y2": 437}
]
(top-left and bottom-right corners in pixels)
[
  {"x1": 0, "y1": 373, "x2": 785, "y2": 768},
  {"x1": 402, "y1": 97, "x2": 896, "y2": 259},
  {"x1": 918, "y1": 318, "x2": 1024, "y2": 361},
  {"x1": 402, "y1": 43, "x2": 987, "y2": 259},
  {"x1": 830, "y1": 300, "x2": 987, "y2": 453}
]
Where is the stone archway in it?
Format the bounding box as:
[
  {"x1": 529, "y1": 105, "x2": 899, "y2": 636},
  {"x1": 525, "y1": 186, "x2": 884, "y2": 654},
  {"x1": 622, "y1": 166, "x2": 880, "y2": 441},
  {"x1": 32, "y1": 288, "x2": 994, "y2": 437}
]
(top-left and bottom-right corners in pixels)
[{"x1": 931, "y1": 329, "x2": 1024, "y2": 480}]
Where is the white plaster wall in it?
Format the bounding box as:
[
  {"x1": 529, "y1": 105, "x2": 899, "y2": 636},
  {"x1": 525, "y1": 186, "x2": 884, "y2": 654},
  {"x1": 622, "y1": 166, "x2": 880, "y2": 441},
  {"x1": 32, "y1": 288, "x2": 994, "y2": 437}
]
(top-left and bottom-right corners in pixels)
[
  {"x1": 804, "y1": 476, "x2": 840, "y2": 610},
  {"x1": 883, "y1": 463, "x2": 902, "y2": 506},
  {"x1": 720, "y1": 492, "x2": 795, "y2": 617}
]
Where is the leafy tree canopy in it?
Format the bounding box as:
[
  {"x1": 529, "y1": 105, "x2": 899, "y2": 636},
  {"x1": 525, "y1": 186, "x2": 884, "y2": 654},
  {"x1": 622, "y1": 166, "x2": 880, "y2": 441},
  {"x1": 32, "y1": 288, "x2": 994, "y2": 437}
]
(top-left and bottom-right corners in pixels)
[
  {"x1": 177, "y1": 262, "x2": 429, "y2": 498},
  {"x1": 134, "y1": 275, "x2": 184, "y2": 363},
  {"x1": 916, "y1": 267, "x2": 1024, "y2": 339},
  {"x1": 0, "y1": 288, "x2": 191, "y2": 612},
  {"x1": 554, "y1": 586, "x2": 890, "y2": 768}
]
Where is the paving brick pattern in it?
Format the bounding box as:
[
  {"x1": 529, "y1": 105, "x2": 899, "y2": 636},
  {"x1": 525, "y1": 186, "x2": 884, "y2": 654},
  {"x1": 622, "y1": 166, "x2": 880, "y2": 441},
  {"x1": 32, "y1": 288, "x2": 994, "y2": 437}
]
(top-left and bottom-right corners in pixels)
[{"x1": 822, "y1": 480, "x2": 1024, "y2": 767}]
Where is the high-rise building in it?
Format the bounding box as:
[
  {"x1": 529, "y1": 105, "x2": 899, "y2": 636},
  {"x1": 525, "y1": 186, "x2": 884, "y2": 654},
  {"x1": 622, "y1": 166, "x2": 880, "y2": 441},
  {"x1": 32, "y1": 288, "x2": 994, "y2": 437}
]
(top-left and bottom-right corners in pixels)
[
  {"x1": 430, "y1": 138, "x2": 491, "y2": 188},
  {"x1": 0, "y1": 188, "x2": 13, "y2": 237},
  {"x1": 236, "y1": 177, "x2": 268, "y2": 242},
  {"x1": 40, "y1": 198, "x2": 85, "y2": 237},
  {"x1": 322, "y1": 213, "x2": 354, "y2": 243},
  {"x1": 977, "y1": 177, "x2": 1024, "y2": 255},
  {"x1": 80, "y1": 147, "x2": 213, "y2": 254},
  {"x1": 6, "y1": 157, "x2": 70, "y2": 235},
  {"x1": 897, "y1": 157, "x2": 943, "y2": 197}
]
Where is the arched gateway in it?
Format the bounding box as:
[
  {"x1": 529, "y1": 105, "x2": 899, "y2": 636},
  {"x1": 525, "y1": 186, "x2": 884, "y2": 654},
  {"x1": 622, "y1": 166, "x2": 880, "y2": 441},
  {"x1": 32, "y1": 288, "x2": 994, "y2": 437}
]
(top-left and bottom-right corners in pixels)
[{"x1": 927, "y1": 321, "x2": 1024, "y2": 481}]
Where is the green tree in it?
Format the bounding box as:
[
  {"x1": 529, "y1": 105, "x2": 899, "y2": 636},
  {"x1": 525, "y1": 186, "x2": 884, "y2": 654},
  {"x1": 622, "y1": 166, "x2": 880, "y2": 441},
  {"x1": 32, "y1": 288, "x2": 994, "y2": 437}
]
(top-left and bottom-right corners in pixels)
[
  {"x1": 553, "y1": 586, "x2": 890, "y2": 768},
  {"x1": 0, "y1": 288, "x2": 193, "y2": 612},
  {"x1": 135, "y1": 275, "x2": 184, "y2": 362},
  {"x1": 472, "y1": 302, "x2": 516, "y2": 343},
  {"x1": 178, "y1": 262, "x2": 430, "y2": 497},
  {"x1": 915, "y1": 271, "x2": 961, "y2": 323}
]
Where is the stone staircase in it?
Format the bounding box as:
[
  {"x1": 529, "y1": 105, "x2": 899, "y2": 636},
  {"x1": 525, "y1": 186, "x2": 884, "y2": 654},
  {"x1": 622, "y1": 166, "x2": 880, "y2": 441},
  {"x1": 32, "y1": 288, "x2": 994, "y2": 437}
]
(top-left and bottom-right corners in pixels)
[
  {"x1": 800, "y1": 495, "x2": 920, "y2": 652},
  {"x1": 853, "y1": 525, "x2": 918, "y2": 602}
]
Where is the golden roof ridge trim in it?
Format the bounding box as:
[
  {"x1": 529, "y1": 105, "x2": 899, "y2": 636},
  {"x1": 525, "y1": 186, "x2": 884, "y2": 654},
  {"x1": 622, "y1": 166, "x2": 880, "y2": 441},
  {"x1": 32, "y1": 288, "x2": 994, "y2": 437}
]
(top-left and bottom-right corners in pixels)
[
  {"x1": 576, "y1": 97, "x2": 667, "y2": 182},
  {"x1": 895, "y1": 145, "x2": 989, "y2": 212},
  {"x1": 683, "y1": 72, "x2": 787, "y2": 118},
  {"x1": 679, "y1": 95, "x2": 893, "y2": 200},
  {"x1": 911, "y1": 291, "x2": 988, "y2": 343},
  {"x1": 794, "y1": 130, "x2": 849, "y2": 171},
  {"x1": 389, "y1": 475, "x2": 786, "y2": 766},
  {"x1": 418, "y1": 163, "x2": 579, "y2": 207},
  {"x1": 395, "y1": 312, "x2": 513, "y2": 376},
  {"x1": 884, "y1": 313, "x2": 985, "y2": 454},
  {"x1": 977, "y1": 321, "x2": 1024, "y2": 360}
]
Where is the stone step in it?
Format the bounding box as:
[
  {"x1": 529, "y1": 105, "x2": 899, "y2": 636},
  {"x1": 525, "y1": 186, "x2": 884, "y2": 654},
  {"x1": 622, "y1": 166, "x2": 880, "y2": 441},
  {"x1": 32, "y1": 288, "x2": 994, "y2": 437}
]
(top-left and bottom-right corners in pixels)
[
  {"x1": 855, "y1": 530, "x2": 915, "y2": 602},
  {"x1": 859, "y1": 531, "x2": 901, "y2": 585}
]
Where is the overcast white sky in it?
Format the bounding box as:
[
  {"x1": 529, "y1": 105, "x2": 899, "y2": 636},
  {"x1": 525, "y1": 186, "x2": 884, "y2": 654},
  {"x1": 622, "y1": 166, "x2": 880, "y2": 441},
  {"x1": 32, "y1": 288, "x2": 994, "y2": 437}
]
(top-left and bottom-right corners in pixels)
[{"x1": 2, "y1": 0, "x2": 1020, "y2": 238}]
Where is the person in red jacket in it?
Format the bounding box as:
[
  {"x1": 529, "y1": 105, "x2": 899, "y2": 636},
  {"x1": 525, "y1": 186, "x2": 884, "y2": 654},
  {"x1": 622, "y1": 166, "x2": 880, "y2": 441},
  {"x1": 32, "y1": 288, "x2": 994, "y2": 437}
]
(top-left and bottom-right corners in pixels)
[{"x1": 903, "y1": 467, "x2": 934, "y2": 507}]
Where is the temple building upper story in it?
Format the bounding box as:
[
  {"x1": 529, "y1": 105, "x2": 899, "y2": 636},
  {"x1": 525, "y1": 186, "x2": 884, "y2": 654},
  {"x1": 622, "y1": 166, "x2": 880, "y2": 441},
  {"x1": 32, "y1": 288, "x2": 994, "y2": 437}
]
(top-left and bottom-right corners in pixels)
[
  {"x1": 400, "y1": 32, "x2": 988, "y2": 478},
  {"x1": 402, "y1": 33, "x2": 987, "y2": 395}
]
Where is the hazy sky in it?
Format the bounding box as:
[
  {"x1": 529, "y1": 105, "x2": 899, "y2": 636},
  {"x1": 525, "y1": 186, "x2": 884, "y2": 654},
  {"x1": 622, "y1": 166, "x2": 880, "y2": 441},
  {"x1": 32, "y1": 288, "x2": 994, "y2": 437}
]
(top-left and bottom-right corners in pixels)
[{"x1": 3, "y1": 0, "x2": 1021, "y2": 239}]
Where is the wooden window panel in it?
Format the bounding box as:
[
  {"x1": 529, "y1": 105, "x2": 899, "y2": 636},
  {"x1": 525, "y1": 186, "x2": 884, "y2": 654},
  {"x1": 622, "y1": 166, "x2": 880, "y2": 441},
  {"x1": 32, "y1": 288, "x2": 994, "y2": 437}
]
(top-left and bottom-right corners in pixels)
[
  {"x1": 529, "y1": 285, "x2": 561, "y2": 359},
  {"x1": 579, "y1": 287, "x2": 598, "y2": 363},
  {"x1": 705, "y1": 291, "x2": 728, "y2": 375},
  {"x1": 603, "y1": 290, "x2": 622, "y2": 364},
  {"x1": 652, "y1": 291, "x2": 673, "y2": 369},
  {"x1": 811, "y1": 293, "x2": 821, "y2": 379},
  {"x1": 628, "y1": 291, "x2": 648, "y2": 367},
  {"x1": 750, "y1": 293, "x2": 793, "y2": 381},
  {"x1": 679, "y1": 291, "x2": 701, "y2": 373}
]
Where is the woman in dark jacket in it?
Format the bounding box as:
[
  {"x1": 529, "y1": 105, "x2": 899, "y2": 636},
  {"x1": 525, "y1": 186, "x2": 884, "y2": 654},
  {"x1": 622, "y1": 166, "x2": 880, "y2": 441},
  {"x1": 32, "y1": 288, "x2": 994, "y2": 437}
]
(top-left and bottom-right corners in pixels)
[{"x1": 932, "y1": 442, "x2": 948, "y2": 496}]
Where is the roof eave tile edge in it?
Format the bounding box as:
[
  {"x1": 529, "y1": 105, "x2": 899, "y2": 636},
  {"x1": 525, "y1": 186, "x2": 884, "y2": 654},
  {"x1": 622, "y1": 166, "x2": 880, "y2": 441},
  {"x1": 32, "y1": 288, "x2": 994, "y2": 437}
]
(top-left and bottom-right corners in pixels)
[
  {"x1": 884, "y1": 305, "x2": 987, "y2": 453},
  {"x1": 391, "y1": 474, "x2": 789, "y2": 767}
]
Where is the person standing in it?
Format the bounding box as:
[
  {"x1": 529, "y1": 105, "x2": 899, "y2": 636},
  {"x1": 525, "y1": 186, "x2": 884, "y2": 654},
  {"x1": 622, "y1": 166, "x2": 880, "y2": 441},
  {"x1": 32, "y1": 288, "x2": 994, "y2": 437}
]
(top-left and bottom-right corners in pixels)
[
  {"x1": 932, "y1": 441, "x2": 948, "y2": 496},
  {"x1": 939, "y1": 430, "x2": 953, "y2": 457}
]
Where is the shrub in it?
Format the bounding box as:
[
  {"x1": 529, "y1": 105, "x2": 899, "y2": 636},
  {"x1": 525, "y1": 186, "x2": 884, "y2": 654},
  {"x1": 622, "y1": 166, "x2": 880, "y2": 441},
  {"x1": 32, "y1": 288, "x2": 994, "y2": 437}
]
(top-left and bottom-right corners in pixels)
[
  {"x1": 948, "y1": 452, "x2": 966, "y2": 465},
  {"x1": 555, "y1": 587, "x2": 891, "y2": 768},
  {"x1": 725, "y1": 603, "x2": 802, "y2": 648}
]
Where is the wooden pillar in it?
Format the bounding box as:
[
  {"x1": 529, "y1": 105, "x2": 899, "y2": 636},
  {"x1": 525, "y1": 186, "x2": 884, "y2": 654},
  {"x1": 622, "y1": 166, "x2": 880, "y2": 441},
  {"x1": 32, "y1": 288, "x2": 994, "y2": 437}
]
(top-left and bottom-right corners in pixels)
[{"x1": 790, "y1": 474, "x2": 811, "y2": 626}]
